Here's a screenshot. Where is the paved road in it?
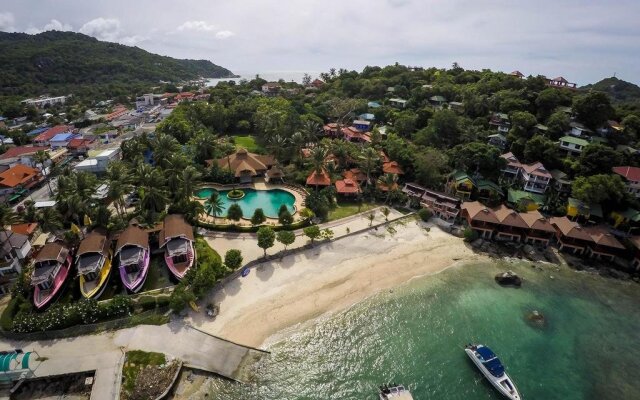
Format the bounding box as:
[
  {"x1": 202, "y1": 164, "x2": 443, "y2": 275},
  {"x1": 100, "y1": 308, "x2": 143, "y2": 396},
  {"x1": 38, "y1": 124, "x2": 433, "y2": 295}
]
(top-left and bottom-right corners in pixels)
[{"x1": 4, "y1": 321, "x2": 264, "y2": 400}]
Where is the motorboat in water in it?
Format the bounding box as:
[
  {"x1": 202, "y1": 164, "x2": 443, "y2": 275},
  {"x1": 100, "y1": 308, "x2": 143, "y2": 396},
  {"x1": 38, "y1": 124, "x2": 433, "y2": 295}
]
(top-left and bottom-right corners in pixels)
[
  {"x1": 465, "y1": 343, "x2": 521, "y2": 400},
  {"x1": 378, "y1": 384, "x2": 414, "y2": 400}
]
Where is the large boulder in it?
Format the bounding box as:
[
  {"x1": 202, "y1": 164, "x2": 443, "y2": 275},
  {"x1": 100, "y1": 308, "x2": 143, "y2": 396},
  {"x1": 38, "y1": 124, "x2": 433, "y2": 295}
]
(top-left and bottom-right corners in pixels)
[{"x1": 495, "y1": 270, "x2": 522, "y2": 287}]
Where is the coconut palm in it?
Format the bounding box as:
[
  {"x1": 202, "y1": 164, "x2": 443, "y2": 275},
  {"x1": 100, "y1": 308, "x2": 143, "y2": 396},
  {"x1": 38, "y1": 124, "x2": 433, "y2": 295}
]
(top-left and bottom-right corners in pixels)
[
  {"x1": 135, "y1": 163, "x2": 169, "y2": 218},
  {"x1": 56, "y1": 171, "x2": 97, "y2": 226},
  {"x1": 289, "y1": 131, "x2": 307, "y2": 163},
  {"x1": 300, "y1": 120, "x2": 321, "y2": 139},
  {"x1": 204, "y1": 192, "x2": 224, "y2": 222},
  {"x1": 178, "y1": 166, "x2": 202, "y2": 203},
  {"x1": 37, "y1": 207, "x2": 63, "y2": 233},
  {"x1": 106, "y1": 161, "x2": 133, "y2": 219},
  {"x1": 308, "y1": 145, "x2": 328, "y2": 174},
  {"x1": 359, "y1": 147, "x2": 379, "y2": 186},
  {"x1": 266, "y1": 134, "x2": 289, "y2": 164},
  {"x1": 151, "y1": 132, "x2": 180, "y2": 169},
  {"x1": 378, "y1": 173, "x2": 399, "y2": 204},
  {"x1": 33, "y1": 150, "x2": 53, "y2": 195},
  {"x1": 20, "y1": 200, "x2": 38, "y2": 223}
]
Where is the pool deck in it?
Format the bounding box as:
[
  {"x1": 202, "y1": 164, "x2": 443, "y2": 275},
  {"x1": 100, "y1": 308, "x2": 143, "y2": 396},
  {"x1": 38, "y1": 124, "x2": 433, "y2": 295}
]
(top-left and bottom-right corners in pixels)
[{"x1": 195, "y1": 180, "x2": 307, "y2": 226}]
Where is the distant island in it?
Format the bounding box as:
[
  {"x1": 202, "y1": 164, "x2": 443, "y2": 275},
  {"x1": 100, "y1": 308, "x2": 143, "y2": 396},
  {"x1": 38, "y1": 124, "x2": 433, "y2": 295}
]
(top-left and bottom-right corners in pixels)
[{"x1": 0, "y1": 30, "x2": 236, "y2": 99}]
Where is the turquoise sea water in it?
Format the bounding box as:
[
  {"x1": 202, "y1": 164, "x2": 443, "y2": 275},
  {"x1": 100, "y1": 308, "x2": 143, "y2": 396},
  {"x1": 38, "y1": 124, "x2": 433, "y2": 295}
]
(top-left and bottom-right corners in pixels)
[
  {"x1": 206, "y1": 260, "x2": 640, "y2": 400},
  {"x1": 196, "y1": 188, "x2": 296, "y2": 218}
]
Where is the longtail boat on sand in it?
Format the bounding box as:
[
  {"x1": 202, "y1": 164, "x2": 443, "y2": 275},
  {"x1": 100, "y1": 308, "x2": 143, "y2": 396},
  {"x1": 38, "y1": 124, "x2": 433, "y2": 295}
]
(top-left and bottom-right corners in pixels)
[
  {"x1": 76, "y1": 231, "x2": 112, "y2": 299},
  {"x1": 115, "y1": 225, "x2": 149, "y2": 293},
  {"x1": 32, "y1": 243, "x2": 72, "y2": 309},
  {"x1": 160, "y1": 215, "x2": 196, "y2": 280}
]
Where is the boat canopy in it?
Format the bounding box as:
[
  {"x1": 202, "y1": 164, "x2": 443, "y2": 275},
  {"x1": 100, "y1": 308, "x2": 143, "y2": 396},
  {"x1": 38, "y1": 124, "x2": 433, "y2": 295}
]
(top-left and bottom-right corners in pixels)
[
  {"x1": 167, "y1": 238, "x2": 189, "y2": 256},
  {"x1": 483, "y1": 357, "x2": 505, "y2": 378},
  {"x1": 476, "y1": 346, "x2": 497, "y2": 361}
]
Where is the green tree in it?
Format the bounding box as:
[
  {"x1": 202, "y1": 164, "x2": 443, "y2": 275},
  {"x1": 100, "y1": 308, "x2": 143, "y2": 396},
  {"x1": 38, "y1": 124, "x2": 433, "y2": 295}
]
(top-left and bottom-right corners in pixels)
[
  {"x1": 447, "y1": 142, "x2": 504, "y2": 179},
  {"x1": 546, "y1": 111, "x2": 571, "y2": 140},
  {"x1": 37, "y1": 207, "x2": 63, "y2": 233},
  {"x1": 276, "y1": 230, "x2": 296, "y2": 252},
  {"x1": 278, "y1": 207, "x2": 294, "y2": 225},
  {"x1": 359, "y1": 146, "x2": 379, "y2": 186},
  {"x1": 381, "y1": 207, "x2": 390, "y2": 221},
  {"x1": 106, "y1": 161, "x2": 133, "y2": 220},
  {"x1": 378, "y1": 173, "x2": 399, "y2": 203},
  {"x1": 523, "y1": 135, "x2": 561, "y2": 168},
  {"x1": 413, "y1": 147, "x2": 449, "y2": 188},
  {"x1": 251, "y1": 208, "x2": 266, "y2": 225},
  {"x1": 303, "y1": 225, "x2": 322, "y2": 246},
  {"x1": 572, "y1": 174, "x2": 627, "y2": 206},
  {"x1": 204, "y1": 192, "x2": 224, "y2": 222},
  {"x1": 621, "y1": 114, "x2": 640, "y2": 144},
  {"x1": 227, "y1": 203, "x2": 243, "y2": 221},
  {"x1": 578, "y1": 144, "x2": 623, "y2": 176},
  {"x1": 573, "y1": 92, "x2": 614, "y2": 129},
  {"x1": 367, "y1": 212, "x2": 376, "y2": 226},
  {"x1": 414, "y1": 109, "x2": 460, "y2": 147},
  {"x1": 224, "y1": 249, "x2": 243, "y2": 270},
  {"x1": 256, "y1": 226, "x2": 276, "y2": 257}
]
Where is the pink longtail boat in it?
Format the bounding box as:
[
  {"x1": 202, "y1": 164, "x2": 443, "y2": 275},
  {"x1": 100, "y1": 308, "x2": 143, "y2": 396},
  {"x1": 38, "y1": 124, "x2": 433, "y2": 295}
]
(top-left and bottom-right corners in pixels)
[
  {"x1": 32, "y1": 243, "x2": 72, "y2": 309},
  {"x1": 160, "y1": 215, "x2": 196, "y2": 280},
  {"x1": 115, "y1": 225, "x2": 150, "y2": 293}
]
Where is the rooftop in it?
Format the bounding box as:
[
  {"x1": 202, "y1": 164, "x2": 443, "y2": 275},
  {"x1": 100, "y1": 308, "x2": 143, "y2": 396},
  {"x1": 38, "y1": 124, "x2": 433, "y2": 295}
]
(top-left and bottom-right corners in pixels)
[
  {"x1": 612, "y1": 166, "x2": 640, "y2": 182},
  {"x1": 0, "y1": 164, "x2": 40, "y2": 188}
]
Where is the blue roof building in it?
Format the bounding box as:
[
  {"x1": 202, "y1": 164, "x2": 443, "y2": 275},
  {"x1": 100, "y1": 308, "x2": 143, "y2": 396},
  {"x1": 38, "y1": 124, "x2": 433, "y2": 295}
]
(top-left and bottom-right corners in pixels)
[{"x1": 27, "y1": 127, "x2": 49, "y2": 136}]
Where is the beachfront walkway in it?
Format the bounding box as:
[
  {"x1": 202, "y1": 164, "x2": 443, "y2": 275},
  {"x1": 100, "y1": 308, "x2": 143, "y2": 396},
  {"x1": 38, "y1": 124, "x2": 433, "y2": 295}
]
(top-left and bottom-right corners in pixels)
[
  {"x1": 4, "y1": 322, "x2": 264, "y2": 400},
  {"x1": 204, "y1": 206, "x2": 404, "y2": 263}
]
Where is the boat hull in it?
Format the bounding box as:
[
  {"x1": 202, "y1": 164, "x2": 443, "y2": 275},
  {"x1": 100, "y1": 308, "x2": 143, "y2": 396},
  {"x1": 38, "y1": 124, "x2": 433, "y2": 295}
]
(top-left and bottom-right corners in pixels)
[
  {"x1": 33, "y1": 255, "x2": 72, "y2": 309},
  {"x1": 165, "y1": 241, "x2": 195, "y2": 280},
  {"x1": 80, "y1": 254, "x2": 113, "y2": 299},
  {"x1": 465, "y1": 346, "x2": 521, "y2": 400},
  {"x1": 119, "y1": 250, "x2": 150, "y2": 293}
]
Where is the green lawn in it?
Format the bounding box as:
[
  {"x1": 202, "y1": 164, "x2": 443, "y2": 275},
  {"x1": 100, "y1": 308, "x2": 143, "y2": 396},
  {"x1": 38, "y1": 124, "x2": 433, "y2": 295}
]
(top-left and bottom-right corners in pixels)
[
  {"x1": 327, "y1": 201, "x2": 377, "y2": 221},
  {"x1": 122, "y1": 350, "x2": 166, "y2": 393},
  {"x1": 233, "y1": 135, "x2": 263, "y2": 153}
]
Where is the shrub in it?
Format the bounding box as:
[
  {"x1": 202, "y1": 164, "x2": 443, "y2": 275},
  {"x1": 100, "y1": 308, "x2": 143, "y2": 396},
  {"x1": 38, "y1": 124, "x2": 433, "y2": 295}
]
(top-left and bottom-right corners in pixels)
[
  {"x1": 257, "y1": 226, "x2": 276, "y2": 257},
  {"x1": 0, "y1": 295, "x2": 23, "y2": 330},
  {"x1": 303, "y1": 225, "x2": 322, "y2": 245},
  {"x1": 417, "y1": 208, "x2": 433, "y2": 222},
  {"x1": 278, "y1": 209, "x2": 293, "y2": 225},
  {"x1": 463, "y1": 227, "x2": 479, "y2": 242},
  {"x1": 227, "y1": 203, "x2": 243, "y2": 221},
  {"x1": 99, "y1": 295, "x2": 133, "y2": 318},
  {"x1": 169, "y1": 285, "x2": 196, "y2": 313},
  {"x1": 137, "y1": 296, "x2": 157, "y2": 311},
  {"x1": 155, "y1": 296, "x2": 170, "y2": 309},
  {"x1": 224, "y1": 249, "x2": 243, "y2": 270},
  {"x1": 251, "y1": 208, "x2": 266, "y2": 225}
]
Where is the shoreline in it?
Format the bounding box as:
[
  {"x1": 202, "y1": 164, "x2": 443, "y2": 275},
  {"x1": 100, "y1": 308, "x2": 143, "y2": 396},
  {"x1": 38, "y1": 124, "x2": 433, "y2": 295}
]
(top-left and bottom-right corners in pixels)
[{"x1": 187, "y1": 220, "x2": 489, "y2": 348}]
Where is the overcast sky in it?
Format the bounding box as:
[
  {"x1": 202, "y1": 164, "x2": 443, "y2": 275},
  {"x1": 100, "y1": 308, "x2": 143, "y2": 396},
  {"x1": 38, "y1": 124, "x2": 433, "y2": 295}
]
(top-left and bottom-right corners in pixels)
[{"x1": 1, "y1": 0, "x2": 639, "y2": 85}]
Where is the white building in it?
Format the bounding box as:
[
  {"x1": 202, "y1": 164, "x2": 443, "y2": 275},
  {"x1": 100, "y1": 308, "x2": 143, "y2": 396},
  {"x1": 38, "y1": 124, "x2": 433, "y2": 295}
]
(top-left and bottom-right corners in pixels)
[
  {"x1": 74, "y1": 148, "x2": 121, "y2": 174},
  {"x1": 22, "y1": 95, "x2": 69, "y2": 108}
]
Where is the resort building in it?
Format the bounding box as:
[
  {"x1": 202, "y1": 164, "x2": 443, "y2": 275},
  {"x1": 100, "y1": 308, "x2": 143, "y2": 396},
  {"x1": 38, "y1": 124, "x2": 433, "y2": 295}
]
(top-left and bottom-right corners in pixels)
[
  {"x1": 22, "y1": 95, "x2": 69, "y2": 108},
  {"x1": 489, "y1": 113, "x2": 510, "y2": 133},
  {"x1": 0, "y1": 164, "x2": 42, "y2": 197},
  {"x1": 510, "y1": 71, "x2": 525, "y2": 78},
  {"x1": 389, "y1": 98, "x2": 408, "y2": 108},
  {"x1": 382, "y1": 161, "x2": 404, "y2": 176},
  {"x1": 492, "y1": 204, "x2": 529, "y2": 242},
  {"x1": 0, "y1": 230, "x2": 32, "y2": 295},
  {"x1": 612, "y1": 166, "x2": 640, "y2": 198},
  {"x1": 507, "y1": 189, "x2": 545, "y2": 211},
  {"x1": 448, "y1": 171, "x2": 476, "y2": 200},
  {"x1": 546, "y1": 76, "x2": 577, "y2": 89},
  {"x1": 261, "y1": 83, "x2": 281, "y2": 96},
  {"x1": 335, "y1": 179, "x2": 361, "y2": 196},
  {"x1": 520, "y1": 210, "x2": 556, "y2": 246},
  {"x1": 559, "y1": 136, "x2": 589, "y2": 156},
  {"x1": 550, "y1": 169, "x2": 572, "y2": 194},
  {"x1": 487, "y1": 133, "x2": 507, "y2": 150},
  {"x1": 208, "y1": 148, "x2": 277, "y2": 183},
  {"x1": 401, "y1": 183, "x2": 460, "y2": 222},
  {"x1": 569, "y1": 122, "x2": 592, "y2": 137},
  {"x1": 353, "y1": 119, "x2": 371, "y2": 131},
  {"x1": 461, "y1": 201, "x2": 500, "y2": 239},
  {"x1": 342, "y1": 126, "x2": 371, "y2": 143},
  {"x1": 499, "y1": 153, "x2": 551, "y2": 194},
  {"x1": 429, "y1": 95, "x2": 447, "y2": 107},
  {"x1": 549, "y1": 217, "x2": 593, "y2": 255},
  {"x1": 343, "y1": 168, "x2": 367, "y2": 184},
  {"x1": 306, "y1": 169, "x2": 331, "y2": 187},
  {"x1": 583, "y1": 227, "x2": 625, "y2": 261}
]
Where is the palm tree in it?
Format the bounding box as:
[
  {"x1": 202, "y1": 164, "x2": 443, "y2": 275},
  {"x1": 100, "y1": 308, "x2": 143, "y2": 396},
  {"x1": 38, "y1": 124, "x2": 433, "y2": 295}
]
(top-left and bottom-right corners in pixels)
[
  {"x1": 37, "y1": 207, "x2": 63, "y2": 233},
  {"x1": 135, "y1": 163, "x2": 169, "y2": 220},
  {"x1": 204, "y1": 192, "x2": 224, "y2": 222},
  {"x1": 309, "y1": 145, "x2": 328, "y2": 174},
  {"x1": 106, "y1": 161, "x2": 133, "y2": 219},
  {"x1": 378, "y1": 173, "x2": 399, "y2": 204},
  {"x1": 359, "y1": 147, "x2": 379, "y2": 186},
  {"x1": 20, "y1": 200, "x2": 38, "y2": 223},
  {"x1": 300, "y1": 120, "x2": 321, "y2": 139},
  {"x1": 33, "y1": 150, "x2": 53, "y2": 195},
  {"x1": 56, "y1": 171, "x2": 97, "y2": 226},
  {"x1": 151, "y1": 133, "x2": 180, "y2": 169},
  {"x1": 289, "y1": 131, "x2": 307, "y2": 163},
  {"x1": 178, "y1": 166, "x2": 202, "y2": 203},
  {"x1": 266, "y1": 134, "x2": 289, "y2": 164}
]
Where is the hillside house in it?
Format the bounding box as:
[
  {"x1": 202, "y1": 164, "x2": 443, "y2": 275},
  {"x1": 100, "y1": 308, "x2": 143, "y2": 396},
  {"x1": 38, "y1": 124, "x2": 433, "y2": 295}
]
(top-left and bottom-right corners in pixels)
[
  {"x1": 559, "y1": 136, "x2": 589, "y2": 156},
  {"x1": 612, "y1": 166, "x2": 640, "y2": 198}
]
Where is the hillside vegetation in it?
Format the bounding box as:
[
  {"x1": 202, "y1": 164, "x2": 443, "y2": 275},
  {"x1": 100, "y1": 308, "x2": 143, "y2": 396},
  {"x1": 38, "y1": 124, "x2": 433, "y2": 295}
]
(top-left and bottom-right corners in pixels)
[{"x1": 0, "y1": 31, "x2": 235, "y2": 99}]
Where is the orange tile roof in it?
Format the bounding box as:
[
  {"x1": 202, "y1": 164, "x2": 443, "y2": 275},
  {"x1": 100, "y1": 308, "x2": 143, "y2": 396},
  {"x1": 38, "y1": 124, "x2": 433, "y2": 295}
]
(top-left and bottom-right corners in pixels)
[
  {"x1": 0, "y1": 164, "x2": 40, "y2": 188},
  {"x1": 343, "y1": 168, "x2": 367, "y2": 182},
  {"x1": 10, "y1": 222, "x2": 38, "y2": 236},
  {"x1": 0, "y1": 145, "x2": 49, "y2": 160},
  {"x1": 335, "y1": 179, "x2": 361, "y2": 194},
  {"x1": 383, "y1": 161, "x2": 404, "y2": 175},
  {"x1": 306, "y1": 169, "x2": 331, "y2": 186}
]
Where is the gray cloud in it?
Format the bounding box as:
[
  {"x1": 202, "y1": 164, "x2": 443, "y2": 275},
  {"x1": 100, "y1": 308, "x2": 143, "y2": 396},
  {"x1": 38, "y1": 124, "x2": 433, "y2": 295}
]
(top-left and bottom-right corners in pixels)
[{"x1": 1, "y1": 0, "x2": 639, "y2": 84}]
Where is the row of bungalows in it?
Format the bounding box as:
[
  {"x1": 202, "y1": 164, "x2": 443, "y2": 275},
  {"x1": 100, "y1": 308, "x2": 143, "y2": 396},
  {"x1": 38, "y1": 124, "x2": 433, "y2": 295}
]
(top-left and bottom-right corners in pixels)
[{"x1": 460, "y1": 201, "x2": 626, "y2": 261}]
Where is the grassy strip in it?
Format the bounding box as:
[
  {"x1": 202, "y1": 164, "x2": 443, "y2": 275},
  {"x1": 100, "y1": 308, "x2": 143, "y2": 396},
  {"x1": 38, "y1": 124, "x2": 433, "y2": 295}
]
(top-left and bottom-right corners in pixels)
[
  {"x1": 327, "y1": 202, "x2": 377, "y2": 221},
  {"x1": 196, "y1": 218, "x2": 310, "y2": 232}
]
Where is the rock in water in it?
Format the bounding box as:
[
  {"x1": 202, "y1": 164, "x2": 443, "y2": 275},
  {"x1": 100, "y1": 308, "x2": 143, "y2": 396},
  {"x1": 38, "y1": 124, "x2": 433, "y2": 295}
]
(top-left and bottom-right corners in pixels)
[
  {"x1": 526, "y1": 310, "x2": 546, "y2": 327},
  {"x1": 495, "y1": 270, "x2": 522, "y2": 287}
]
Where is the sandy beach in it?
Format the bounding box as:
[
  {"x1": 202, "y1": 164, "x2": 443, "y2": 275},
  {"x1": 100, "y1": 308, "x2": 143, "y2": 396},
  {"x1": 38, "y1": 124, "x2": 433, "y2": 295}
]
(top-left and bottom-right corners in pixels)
[{"x1": 188, "y1": 219, "x2": 488, "y2": 348}]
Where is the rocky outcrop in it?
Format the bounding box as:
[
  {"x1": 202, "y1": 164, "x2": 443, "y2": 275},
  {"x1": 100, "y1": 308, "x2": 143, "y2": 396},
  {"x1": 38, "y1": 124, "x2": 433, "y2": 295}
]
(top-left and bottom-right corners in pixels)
[{"x1": 495, "y1": 270, "x2": 522, "y2": 287}]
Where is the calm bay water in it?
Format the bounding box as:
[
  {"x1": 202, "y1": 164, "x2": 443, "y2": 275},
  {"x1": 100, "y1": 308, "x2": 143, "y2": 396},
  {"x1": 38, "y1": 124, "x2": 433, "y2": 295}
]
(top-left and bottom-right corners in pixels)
[
  {"x1": 206, "y1": 260, "x2": 640, "y2": 400},
  {"x1": 207, "y1": 71, "x2": 321, "y2": 86}
]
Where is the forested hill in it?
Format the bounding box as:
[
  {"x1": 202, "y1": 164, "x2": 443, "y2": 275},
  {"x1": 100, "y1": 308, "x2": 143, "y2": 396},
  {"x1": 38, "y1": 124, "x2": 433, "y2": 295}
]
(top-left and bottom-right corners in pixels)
[
  {"x1": 581, "y1": 77, "x2": 640, "y2": 103},
  {"x1": 0, "y1": 31, "x2": 235, "y2": 98}
]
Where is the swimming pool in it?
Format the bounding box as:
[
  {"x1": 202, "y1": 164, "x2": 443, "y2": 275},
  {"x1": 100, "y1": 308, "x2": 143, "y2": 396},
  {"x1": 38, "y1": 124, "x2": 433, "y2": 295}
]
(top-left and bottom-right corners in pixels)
[{"x1": 195, "y1": 188, "x2": 296, "y2": 219}]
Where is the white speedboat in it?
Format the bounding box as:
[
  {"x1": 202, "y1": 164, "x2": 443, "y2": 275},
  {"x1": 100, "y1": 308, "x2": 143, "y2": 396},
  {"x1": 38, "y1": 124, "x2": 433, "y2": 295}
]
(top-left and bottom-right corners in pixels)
[
  {"x1": 465, "y1": 344, "x2": 521, "y2": 400},
  {"x1": 378, "y1": 384, "x2": 414, "y2": 400}
]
